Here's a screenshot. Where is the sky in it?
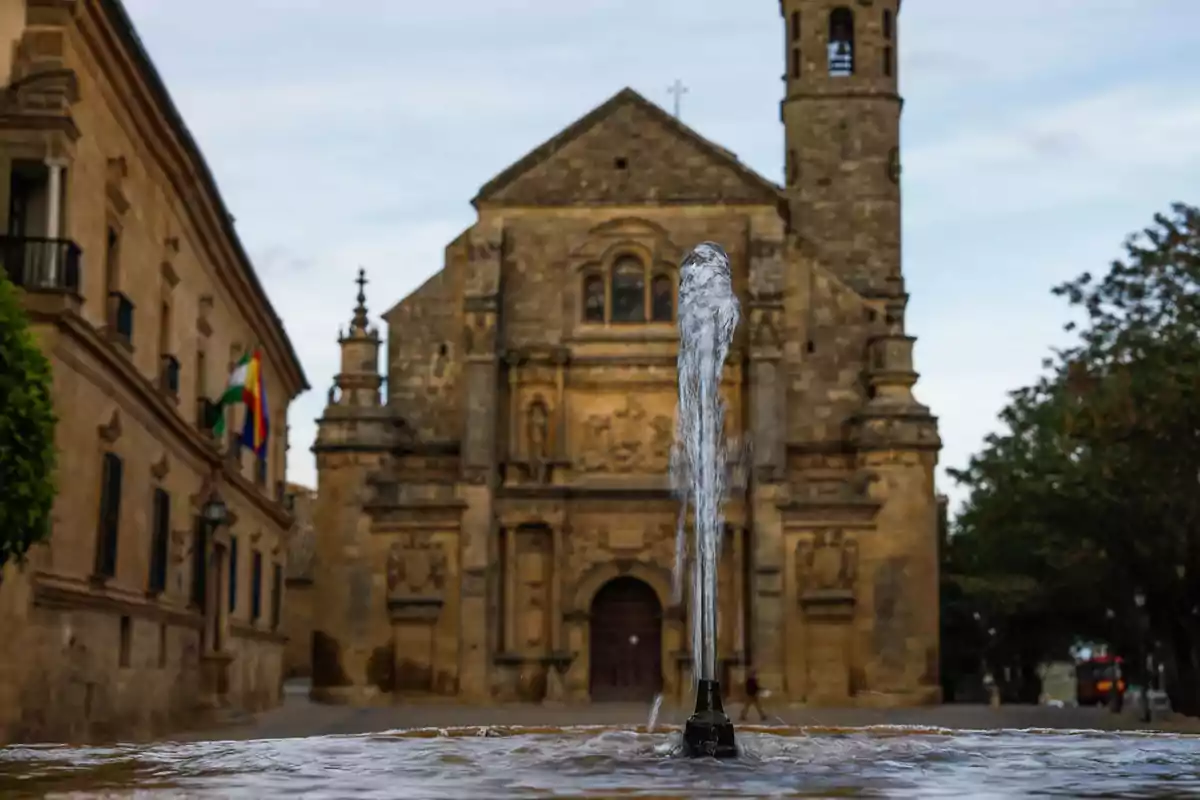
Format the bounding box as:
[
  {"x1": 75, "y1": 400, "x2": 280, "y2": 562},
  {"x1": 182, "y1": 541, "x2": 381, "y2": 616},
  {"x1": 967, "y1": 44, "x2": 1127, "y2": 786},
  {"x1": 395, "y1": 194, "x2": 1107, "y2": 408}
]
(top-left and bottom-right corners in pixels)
[{"x1": 122, "y1": 0, "x2": 1200, "y2": 509}]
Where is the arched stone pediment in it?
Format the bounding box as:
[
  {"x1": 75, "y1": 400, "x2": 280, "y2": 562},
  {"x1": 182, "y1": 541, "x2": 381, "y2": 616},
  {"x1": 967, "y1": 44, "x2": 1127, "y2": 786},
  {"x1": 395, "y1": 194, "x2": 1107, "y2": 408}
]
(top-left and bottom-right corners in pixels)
[
  {"x1": 571, "y1": 559, "x2": 674, "y2": 615},
  {"x1": 568, "y1": 218, "x2": 683, "y2": 275}
]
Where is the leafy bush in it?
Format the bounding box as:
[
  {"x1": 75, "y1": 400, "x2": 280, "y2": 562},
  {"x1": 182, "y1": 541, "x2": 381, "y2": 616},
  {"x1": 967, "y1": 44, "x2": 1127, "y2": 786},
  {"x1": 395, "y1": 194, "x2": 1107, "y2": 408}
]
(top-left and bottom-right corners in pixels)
[{"x1": 0, "y1": 273, "x2": 57, "y2": 572}]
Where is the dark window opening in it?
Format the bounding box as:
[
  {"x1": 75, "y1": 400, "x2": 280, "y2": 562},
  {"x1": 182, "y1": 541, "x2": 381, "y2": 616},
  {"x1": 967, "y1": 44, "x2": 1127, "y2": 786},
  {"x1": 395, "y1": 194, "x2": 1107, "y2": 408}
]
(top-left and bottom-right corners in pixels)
[
  {"x1": 884, "y1": 46, "x2": 893, "y2": 77},
  {"x1": 228, "y1": 535, "x2": 239, "y2": 613},
  {"x1": 806, "y1": 339, "x2": 815, "y2": 353},
  {"x1": 104, "y1": 226, "x2": 120, "y2": 293},
  {"x1": 271, "y1": 563, "x2": 283, "y2": 630},
  {"x1": 883, "y1": 9, "x2": 893, "y2": 40},
  {"x1": 790, "y1": 47, "x2": 801, "y2": 79},
  {"x1": 650, "y1": 274, "x2": 674, "y2": 322},
  {"x1": 118, "y1": 615, "x2": 132, "y2": 667},
  {"x1": 189, "y1": 515, "x2": 208, "y2": 609},
  {"x1": 790, "y1": 11, "x2": 800, "y2": 42},
  {"x1": 614, "y1": 157, "x2": 628, "y2": 170},
  {"x1": 256, "y1": 452, "x2": 268, "y2": 486},
  {"x1": 148, "y1": 487, "x2": 170, "y2": 594},
  {"x1": 582, "y1": 273, "x2": 606, "y2": 323},
  {"x1": 251, "y1": 551, "x2": 263, "y2": 622},
  {"x1": 610, "y1": 257, "x2": 645, "y2": 323},
  {"x1": 95, "y1": 452, "x2": 123, "y2": 578},
  {"x1": 828, "y1": 7, "x2": 855, "y2": 76},
  {"x1": 787, "y1": 149, "x2": 799, "y2": 185}
]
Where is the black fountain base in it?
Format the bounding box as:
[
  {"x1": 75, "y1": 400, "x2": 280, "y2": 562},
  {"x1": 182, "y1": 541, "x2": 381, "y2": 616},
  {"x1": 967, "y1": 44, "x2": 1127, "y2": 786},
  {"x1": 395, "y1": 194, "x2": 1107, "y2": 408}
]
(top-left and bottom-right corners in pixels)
[{"x1": 681, "y1": 679, "x2": 738, "y2": 758}]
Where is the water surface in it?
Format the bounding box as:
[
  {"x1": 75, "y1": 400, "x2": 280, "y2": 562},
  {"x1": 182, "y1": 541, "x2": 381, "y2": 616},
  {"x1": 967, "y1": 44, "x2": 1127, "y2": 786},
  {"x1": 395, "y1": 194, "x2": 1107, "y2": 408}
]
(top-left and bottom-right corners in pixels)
[{"x1": 2, "y1": 725, "x2": 1197, "y2": 798}]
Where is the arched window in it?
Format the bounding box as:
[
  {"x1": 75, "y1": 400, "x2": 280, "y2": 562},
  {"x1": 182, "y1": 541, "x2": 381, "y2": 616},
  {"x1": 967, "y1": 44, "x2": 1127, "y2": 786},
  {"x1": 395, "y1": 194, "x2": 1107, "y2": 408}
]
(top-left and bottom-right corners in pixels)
[
  {"x1": 610, "y1": 256, "x2": 645, "y2": 323},
  {"x1": 828, "y1": 7, "x2": 855, "y2": 77},
  {"x1": 650, "y1": 274, "x2": 674, "y2": 322},
  {"x1": 582, "y1": 273, "x2": 605, "y2": 322}
]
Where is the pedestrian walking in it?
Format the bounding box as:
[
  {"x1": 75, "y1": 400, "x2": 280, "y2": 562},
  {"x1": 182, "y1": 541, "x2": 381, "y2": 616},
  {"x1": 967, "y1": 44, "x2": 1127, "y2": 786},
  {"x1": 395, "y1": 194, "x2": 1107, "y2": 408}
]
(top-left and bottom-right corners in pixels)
[{"x1": 740, "y1": 668, "x2": 766, "y2": 722}]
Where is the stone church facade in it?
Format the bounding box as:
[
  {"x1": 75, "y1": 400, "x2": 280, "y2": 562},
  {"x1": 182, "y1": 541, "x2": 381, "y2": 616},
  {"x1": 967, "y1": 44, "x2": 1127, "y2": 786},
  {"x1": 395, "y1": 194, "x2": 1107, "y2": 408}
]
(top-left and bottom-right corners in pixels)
[{"x1": 310, "y1": 0, "x2": 941, "y2": 707}]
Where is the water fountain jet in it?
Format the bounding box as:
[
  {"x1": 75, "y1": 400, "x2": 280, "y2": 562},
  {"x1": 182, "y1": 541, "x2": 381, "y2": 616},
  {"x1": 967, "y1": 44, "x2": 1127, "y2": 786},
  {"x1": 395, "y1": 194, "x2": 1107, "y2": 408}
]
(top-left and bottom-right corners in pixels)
[{"x1": 672, "y1": 241, "x2": 740, "y2": 759}]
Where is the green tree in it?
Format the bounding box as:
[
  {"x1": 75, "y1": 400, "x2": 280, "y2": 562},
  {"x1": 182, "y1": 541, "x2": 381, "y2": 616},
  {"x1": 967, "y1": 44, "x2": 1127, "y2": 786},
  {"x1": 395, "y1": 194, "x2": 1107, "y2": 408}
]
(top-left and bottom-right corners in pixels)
[
  {"x1": 948, "y1": 203, "x2": 1200, "y2": 715},
  {"x1": 0, "y1": 273, "x2": 57, "y2": 573}
]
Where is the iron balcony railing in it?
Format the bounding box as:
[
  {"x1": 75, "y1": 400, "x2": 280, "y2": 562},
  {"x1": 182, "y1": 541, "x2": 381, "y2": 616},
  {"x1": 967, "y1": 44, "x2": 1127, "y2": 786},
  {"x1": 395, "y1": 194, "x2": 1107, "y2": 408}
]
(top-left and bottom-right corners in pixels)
[{"x1": 0, "y1": 235, "x2": 81, "y2": 293}]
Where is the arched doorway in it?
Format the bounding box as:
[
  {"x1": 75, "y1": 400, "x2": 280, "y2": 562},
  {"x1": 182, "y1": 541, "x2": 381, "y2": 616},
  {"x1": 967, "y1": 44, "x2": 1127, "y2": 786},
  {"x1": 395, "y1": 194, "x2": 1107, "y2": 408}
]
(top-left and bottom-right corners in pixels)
[{"x1": 589, "y1": 576, "x2": 663, "y2": 702}]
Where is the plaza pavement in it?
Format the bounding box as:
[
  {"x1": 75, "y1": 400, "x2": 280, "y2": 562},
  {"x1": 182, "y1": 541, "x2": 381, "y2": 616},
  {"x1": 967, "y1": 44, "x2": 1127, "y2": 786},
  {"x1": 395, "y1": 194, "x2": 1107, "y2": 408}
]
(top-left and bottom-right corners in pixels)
[{"x1": 175, "y1": 680, "x2": 1200, "y2": 742}]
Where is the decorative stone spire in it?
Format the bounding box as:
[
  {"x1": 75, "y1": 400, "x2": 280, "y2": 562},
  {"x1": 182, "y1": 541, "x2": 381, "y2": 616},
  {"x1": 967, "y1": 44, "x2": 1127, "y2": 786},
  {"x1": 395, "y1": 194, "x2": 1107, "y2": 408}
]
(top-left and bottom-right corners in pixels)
[
  {"x1": 331, "y1": 267, "x2": 382, "y2": 409},
  {"x1": 351, "y1": 267, "x2": 370, "y2": 332}
]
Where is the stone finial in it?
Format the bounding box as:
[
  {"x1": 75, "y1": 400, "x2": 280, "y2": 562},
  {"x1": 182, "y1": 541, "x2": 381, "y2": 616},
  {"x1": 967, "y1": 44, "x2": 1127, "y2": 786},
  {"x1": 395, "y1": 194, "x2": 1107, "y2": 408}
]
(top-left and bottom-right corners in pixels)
[{"x1": 351, "y1": 267, "x2": 369, "y2": 330}]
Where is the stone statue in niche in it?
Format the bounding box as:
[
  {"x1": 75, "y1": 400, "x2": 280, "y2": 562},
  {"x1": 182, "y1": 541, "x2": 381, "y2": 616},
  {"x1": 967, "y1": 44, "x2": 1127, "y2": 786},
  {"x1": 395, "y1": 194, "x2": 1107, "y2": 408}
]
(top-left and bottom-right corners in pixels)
[
  {"x1": 526, "y1": 398, "x2": 550, "y2": 482},
  {"x1": 386, "y1": 536, "x2": 448, "y2": 598},
  {"x1": 794, "y1": 529, "x2": 858, "y2": 593}
]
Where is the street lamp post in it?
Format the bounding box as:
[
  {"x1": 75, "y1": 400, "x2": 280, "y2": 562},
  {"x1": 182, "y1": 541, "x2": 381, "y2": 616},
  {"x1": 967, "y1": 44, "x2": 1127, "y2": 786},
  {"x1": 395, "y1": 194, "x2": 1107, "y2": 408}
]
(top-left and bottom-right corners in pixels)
[
  {"x1": 1134, "y1": 589, "x2": 1151, "y2": 724},
  {"x1": 1105, "y1": 608, "x2": 1123, "y2": 713}
]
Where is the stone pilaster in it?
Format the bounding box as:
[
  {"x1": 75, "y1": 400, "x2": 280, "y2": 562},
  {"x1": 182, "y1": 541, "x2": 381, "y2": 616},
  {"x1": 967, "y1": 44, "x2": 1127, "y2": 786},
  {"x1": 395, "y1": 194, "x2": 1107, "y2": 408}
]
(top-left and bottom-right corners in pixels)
[
  {"x1": 458, "y1": 221, "x2": 503, "y2": 700},
  {"x1": 747, "y1": 229, "x2": 789, "y2": 695},
  {"x1": 848, "y1": 280, "x2": 942, "y2": 703}
]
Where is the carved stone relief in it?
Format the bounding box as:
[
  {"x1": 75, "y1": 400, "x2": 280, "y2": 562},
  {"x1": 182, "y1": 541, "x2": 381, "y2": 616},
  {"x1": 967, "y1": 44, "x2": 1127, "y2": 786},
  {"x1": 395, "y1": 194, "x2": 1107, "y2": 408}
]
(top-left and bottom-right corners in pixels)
[
  {"x1": 463, "y1": 311, "x2": 496, "y2": 356},
  {"x1": 749, "y1": 306, "x2": 782, "y2": 349},
  {"x1": 794, "y1": 529, "x2": 859, "y2": 593},
  {"x1": 386, "y1": 535, "x2": 448, "y2": 599},
  {"x1": 576, "y1": 397, "x2": 674, "y2": 474}
]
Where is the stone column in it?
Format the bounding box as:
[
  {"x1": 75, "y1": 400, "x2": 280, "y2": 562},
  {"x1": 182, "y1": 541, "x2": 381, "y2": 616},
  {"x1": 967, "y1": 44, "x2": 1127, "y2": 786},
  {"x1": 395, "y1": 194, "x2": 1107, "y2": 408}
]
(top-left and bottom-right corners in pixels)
[
  {"x1": 458, "y1": 221, "x2": 504, "y2": 699},
  {"x1": 504, "y1": 527, "x2": 517, "y2": 653},
  {"x1": 45, "y1": 159, "x2": 66, "y2": 283},
  {"x1": 747, "y1": 231, "x2": 788, "y2": 694},
  {"x1": 732, "y1": 525, "x2": 746, "y2": 657},
  {"x1": 550, "y1": 524, "x2": 563, "y2": 652}
]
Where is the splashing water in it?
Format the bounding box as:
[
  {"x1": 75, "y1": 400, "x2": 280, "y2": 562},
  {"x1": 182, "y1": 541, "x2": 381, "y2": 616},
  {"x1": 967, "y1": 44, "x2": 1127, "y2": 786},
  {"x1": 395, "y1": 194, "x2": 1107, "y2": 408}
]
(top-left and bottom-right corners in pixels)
[
  {"x1": 671, "y1": 242, "x2": 740, "y2": 685},
  {"x1": 646, "y1": 693, "x2": 664, "y2": 732}
]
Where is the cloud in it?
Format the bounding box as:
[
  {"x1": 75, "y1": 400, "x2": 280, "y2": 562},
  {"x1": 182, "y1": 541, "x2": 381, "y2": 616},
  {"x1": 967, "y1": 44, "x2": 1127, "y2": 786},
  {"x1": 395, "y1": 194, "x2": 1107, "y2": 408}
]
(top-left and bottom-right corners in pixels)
[{"x1": 116, "y1": 1, "x2": 1200, "y2": 503}]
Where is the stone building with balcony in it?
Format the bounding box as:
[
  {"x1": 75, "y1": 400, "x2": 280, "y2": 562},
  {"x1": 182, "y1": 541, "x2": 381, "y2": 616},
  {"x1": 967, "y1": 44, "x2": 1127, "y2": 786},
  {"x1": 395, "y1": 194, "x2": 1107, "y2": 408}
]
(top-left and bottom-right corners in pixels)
[
  {"x1": 310, "y1": 0, "x2": 941, "y2": 709},
  {"x1": 0, "y1": 0, "x2": 308, "y2": 743}
]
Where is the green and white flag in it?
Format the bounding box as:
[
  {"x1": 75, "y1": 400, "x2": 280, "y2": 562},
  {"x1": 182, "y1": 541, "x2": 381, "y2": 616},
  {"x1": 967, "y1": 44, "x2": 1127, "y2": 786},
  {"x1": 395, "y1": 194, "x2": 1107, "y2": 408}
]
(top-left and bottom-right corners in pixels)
[{"x1": 212, "y1": 352, "x2": 253, "y2": 438}]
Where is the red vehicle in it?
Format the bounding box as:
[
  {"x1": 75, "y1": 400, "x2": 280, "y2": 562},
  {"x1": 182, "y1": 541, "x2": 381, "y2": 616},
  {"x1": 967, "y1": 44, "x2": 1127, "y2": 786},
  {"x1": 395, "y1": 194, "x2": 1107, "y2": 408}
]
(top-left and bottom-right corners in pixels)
[{"x1": 1076, "y1": 655, "x2": 1126, "y2": 706}]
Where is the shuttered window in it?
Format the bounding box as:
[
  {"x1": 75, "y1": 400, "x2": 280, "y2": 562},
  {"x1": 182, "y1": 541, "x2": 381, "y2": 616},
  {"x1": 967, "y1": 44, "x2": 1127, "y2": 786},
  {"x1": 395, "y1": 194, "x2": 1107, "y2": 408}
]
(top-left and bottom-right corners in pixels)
[
  {"x1": 271, "y1": 563, "x2": 283, "y2": 630},
  {"x1": 251, "y1": 550, "x2": 263, "y2": 621},
  {"x1": 228, "y1": 535, "x2": 239, "y2": 612},
  {"x1": 189, "y1": 515, "x2": 207, "y2": 609},
  {"x1": 95, "y1": 452, "x2": 124, "y2": 578},
  {"x1": 148, "y1": 488, "x2": 170, "y2": 594}
]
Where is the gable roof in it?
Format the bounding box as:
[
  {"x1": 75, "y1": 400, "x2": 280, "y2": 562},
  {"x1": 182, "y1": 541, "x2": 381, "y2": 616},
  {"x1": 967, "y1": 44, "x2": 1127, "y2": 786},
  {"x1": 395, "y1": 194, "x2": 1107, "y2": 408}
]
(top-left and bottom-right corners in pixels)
[{"x1": 472, "y1": 87, "x2": 782, "y2": 206}]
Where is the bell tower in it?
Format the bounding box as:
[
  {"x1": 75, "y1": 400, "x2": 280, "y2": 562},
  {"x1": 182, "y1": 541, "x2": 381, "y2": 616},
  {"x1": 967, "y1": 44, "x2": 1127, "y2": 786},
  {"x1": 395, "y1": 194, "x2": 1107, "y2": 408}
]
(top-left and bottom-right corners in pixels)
[{"x1": 781, "y1": 0, "x2": 901, "y2": 294}]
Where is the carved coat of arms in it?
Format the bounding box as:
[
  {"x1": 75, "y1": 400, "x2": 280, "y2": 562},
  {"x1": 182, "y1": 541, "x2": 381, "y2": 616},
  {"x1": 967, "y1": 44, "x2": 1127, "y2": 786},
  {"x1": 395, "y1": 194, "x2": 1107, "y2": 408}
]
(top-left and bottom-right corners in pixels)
[
  {"x1": 386, "y1": 537, "x2": 447, "y2": 598},
  {"x1": 795, "y1": 529, "x2": 859, "y2": 593},
  {"x1": 578, "y1": 397, "x2": 673, "y2": 474}
]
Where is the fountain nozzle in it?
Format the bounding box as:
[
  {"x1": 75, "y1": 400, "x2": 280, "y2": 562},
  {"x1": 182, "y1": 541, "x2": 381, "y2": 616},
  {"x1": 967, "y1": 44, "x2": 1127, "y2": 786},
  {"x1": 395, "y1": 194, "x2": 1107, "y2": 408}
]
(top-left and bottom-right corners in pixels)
[{"x1": 682, "y1": 679, "x2": 738, "y2": 758}]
